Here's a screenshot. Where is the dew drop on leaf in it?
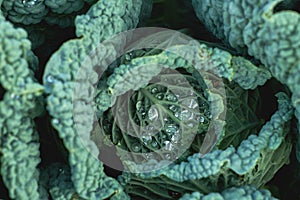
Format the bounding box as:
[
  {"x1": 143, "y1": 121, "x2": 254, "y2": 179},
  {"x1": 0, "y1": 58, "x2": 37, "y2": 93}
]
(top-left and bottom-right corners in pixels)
[
  {"x1": 180, "y1": 109, "x2": 194, "y2": 120},
  {"x1": 46, "y1": 75, "x2": 54, "y2": 84},
  {"x1": 171, "y1": 132, "x2": 181, "y2": 144},
  {"x1": 165, "y1": 124, "x2": 178, "y2": 136},
  {"x1": 142, "y1": 134, "x2": 152, "y2": 145},
  {"x1": 125, "y1": 53, "x2": 131, "y2": 61},
  {"x1": 155, "y1": 94, "x2": 163, "y2": 100},
  {"x1": 174, "y1": 111, "x2": 181, "y2": 119},
  {"x1": 162, "y1": 134, "x2": 167, "y2": 140},
  {"x1": 169, "y1": 105, "x2": 178, "y2": 113},
  {"x1": 166, "y1": 93, "x2": 177, "y2": 102},
  {"x1": 151, "y1": 87, "x2": 158, "y2": 94},
  {"x1": 164, "y1": 153, "x2": 171, "y2": 160},
  {"x1": 145, "y1": 153, "x2": 154, "y2": 160},
  {"x1": 151, "y1": 141, "x2": 158, "y2": 148},
  {"x1": 164, "y1": 141, "x2": 174, "y2": 151},
  {"x1": 131, "y1": 143, "x2": 141, "y2": 152},
  {"x1": 206, "y1": 111, "x2": 212, "y2": 119},
  {"x1": 58, "y1": 168, "x2": 65, "y2": 174},
  {"x1": 185, "y1": 98, "x2": 198, "y2": 109},
  {"x1": 22, "y1": 0, "x2": 43, "y2": 7},
  {"x1": 10, "y1": 93, "x2": 20, "y2": 99},
  {"x1": 136, "y1": 101, "x2": 143, "y2": 111},
  {"x1": 148, "y1": 106, "x2": 159, "y2": 121},
  {"x1": 52, "y1": 118, "x2": 59, "y2": 125},
  {"x1": 199, "y1": 116, "x2": 205, "y2": 123}
]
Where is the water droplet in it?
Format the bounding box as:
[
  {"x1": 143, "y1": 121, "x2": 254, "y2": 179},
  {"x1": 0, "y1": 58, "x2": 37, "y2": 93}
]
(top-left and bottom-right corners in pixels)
[
  {"x1": 46, "y1": 75, "x2": 54, "y2": 84},
  {"x1": 151, "y1": 87, "x2": 158, "y2": 94},
  {"x1": 166, "y1": 93, "x2": 177, "y2": 102},
  {"x1": 58, "y1": 168, "x2": 65, "y2": 174},
  {"x1": 165, "y1": 124, "x2": 178, "y2": 136},
  {"x1": 164, "y1": 153, "x2": 171, "y2": 160},
  {"x1": 136, "y1": 101, "x2": 143, "y2": 111},
  {"x1": 151, "y1": 141, "x2": 158, "y2": 148},
  {"x1": 199, "y1": 116, "x2": 205, "y2": 123},
  {"x1": 10, "y1": 93, "x2": 20, "y2": 99},
  {"x1": 163, "y1": 141, "x2": 174, "y2": 151},
  {"x1": 52, "y1": 118, "x2": 59, "y2": 125},
  {"x1": 148, "y1": 106, "x2": 159, "y2": 121},
  {"x1": 206, "y1": 111, "x2": 212, "y2": 119},
  {"x1": 132, "y1": 143, "x2": 141, "y2": 152},
  {"x1": 171, "y1": 132, "x2": 181, "y2": 144},
  {"x1": 183, "y1": 98, "x2": 198, "y2": 109},
  {"x1": 200, "y1": 103, "x2": 207, "y2": 108},
  {"x1": 169, "y1": 105, "x2": 178, "y2": 113},
  {"x1": 155, "y1": 94, "x2": 163, "y2": 100},
  {"x1": 174, "y1": 111, "x2": 181, "y2": 119},
  {"x1": 180, "y1": 110, "x2": 194, "y2": 121},
  {"x1": 125, "y1": 54, "x2": 131, "y2": 61},
  {"x1": 22, "y1": 0, "x2": 43, "y2": 7},
  {"x1": 145, "y1": 153, "x2": 154, "y2": 160},
  {"x1": 142, "y1": 134, "x2": 152, "y2": 145}
]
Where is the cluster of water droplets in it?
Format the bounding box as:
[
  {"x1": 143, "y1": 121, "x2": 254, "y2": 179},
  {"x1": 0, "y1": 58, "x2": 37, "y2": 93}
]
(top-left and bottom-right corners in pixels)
[
  {"x1": 104, "y1": 91, "x2": 181, "y2": 160},
  {"x1": 135, "y1": 100, "x2": 147, "y2": 120},
  {"x1": 102, "y1": 67, "x2": 214, "y2": 167},
  {"x1": 131, "y1": 142, "x2": 142, "y2": 152},
  {"x1": 124, "y1": 52, "x2": 134, "y2": 63},
  {"x1": 22, "y1": 0, "x2": 43, "y2": 7},
  {"x1": 141, "y1": 132, "x2": 152, "y2": 146},
  {"x1": 10, "y1": 93, "x2": 21, "y2": 100},
  {"x1": 142, "y1": 85, "x2": 190, "y2": 160}
]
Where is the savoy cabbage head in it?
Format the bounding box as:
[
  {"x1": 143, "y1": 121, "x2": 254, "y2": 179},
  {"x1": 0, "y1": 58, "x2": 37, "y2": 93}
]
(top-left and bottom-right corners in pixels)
[{"x1": 0, "y1": 0, "x2": 299, "y2": 199}]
